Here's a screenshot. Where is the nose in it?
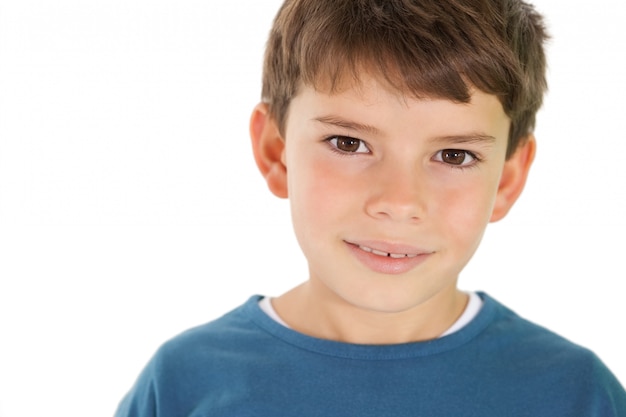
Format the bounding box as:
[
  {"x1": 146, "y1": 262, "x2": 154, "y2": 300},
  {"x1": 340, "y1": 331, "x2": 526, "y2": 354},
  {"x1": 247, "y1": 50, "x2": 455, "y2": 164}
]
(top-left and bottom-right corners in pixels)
[{"x1": 364, "y1": 160, "x2": 426, "y2": 223}]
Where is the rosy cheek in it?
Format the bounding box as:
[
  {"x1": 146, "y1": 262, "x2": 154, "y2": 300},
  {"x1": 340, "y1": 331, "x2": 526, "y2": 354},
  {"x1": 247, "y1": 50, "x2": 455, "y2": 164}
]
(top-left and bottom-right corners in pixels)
[
  {"x1": 434, "y1": 181, "x2": 492, "y2": 229},
  {"x1": 310, "y1": 157, "x2": 354, "y2": 193},
  {"x1": 291, "y1": 157, "x2": 342, "y2": 216}
]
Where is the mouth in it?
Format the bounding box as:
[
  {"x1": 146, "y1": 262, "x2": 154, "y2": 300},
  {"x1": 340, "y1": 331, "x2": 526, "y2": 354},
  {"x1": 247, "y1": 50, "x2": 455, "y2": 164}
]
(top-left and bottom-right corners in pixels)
[
  {"x1": 357, "y1": 245, "x2": 419, "y2": 259},
  {"x1": 345, "y1": 241, "x2": 432, "y2": 275}
]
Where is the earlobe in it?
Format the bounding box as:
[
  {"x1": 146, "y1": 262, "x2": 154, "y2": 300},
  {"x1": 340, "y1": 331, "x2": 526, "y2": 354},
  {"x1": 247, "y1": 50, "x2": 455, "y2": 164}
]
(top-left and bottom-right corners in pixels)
[
  {"x1": 249, "y1": 103, "x2": 288, "y2": 198},
  {"x1": 490, "y1": 136, "x2": 536, "y2": 222}
]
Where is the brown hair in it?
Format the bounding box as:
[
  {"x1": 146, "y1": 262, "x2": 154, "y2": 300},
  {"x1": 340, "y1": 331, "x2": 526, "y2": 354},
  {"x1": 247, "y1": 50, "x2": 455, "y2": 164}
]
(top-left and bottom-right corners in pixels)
[{"x1": 261, "y1": 0, "x2": 549, "y2": 158}]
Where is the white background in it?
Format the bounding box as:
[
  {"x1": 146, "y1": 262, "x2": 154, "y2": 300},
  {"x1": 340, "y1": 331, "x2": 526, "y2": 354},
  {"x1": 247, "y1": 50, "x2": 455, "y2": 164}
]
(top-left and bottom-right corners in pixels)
[{"x1": 1, "y1": 1, "x2": 625, "y2": 416}]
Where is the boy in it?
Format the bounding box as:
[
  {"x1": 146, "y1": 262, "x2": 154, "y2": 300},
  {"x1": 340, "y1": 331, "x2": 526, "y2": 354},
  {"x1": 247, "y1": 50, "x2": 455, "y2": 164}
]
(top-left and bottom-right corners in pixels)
[{"x1": 116, "y1": 0, "x2": 626, "y2": 415}]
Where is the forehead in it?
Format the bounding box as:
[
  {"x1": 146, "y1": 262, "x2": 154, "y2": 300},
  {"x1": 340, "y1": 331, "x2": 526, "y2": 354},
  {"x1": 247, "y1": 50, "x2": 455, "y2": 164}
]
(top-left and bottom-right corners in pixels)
[{"x1": 297, "y1": 73, "x2": 507, "y2": 123}]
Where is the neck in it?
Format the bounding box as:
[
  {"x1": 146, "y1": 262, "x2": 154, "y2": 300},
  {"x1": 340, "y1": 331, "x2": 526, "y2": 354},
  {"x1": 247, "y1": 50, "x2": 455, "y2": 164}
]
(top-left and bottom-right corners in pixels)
[{"x1": 273, "y1": 280, "x2": 468, "y2": 345}]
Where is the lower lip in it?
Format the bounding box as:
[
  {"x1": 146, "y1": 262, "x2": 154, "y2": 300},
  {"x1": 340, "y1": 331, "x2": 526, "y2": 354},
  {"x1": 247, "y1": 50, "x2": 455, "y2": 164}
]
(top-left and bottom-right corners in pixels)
[{"x1": 346, "y1": 243, "x2": 432, "y2": 275}]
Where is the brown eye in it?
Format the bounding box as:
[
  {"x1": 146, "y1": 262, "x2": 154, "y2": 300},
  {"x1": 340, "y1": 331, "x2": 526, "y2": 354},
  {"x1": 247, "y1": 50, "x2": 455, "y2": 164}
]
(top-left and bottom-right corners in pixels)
[
  {"x1": 439, "y1": 149, "x2": 474, "y2": 166},
  {"x1": 328, "y1": 136, "x2": 369, "y2": 153}
]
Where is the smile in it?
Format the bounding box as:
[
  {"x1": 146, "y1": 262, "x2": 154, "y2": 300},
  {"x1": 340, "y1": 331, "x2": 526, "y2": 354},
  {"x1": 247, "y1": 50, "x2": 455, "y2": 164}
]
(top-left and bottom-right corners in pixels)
[
  {"x1": 346, "y1": 241, "x2": 432, "y2": 275},
  {"x1": 357, "y1": 245, "x2": 419, "y2": 259}
]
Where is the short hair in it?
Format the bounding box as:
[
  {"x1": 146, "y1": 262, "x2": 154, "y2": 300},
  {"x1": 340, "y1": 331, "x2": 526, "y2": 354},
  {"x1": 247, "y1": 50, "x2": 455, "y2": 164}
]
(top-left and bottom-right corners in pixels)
[{"x1": 261, "y1": 0, "x2": 549, "y2": 158}]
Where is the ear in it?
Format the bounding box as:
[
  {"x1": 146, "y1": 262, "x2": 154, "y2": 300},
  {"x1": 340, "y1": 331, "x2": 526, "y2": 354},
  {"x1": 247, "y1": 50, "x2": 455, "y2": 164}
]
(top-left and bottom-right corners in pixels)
[
  {"x1": 249, "y1": 103, "x2": 288, "y2": 198},
  {"x1": 490, "y1": 135, "x2": 536, "y2": 222}
]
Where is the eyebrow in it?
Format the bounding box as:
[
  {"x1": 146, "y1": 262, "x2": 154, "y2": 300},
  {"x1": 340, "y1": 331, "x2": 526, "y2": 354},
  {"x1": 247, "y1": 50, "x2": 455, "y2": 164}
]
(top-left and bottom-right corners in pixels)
[
  {"x1": 313, "y1": 115, "x2": 381, "y2": 135},
  {"x1": 313, "y1": 115, "x2": 497, "y2": 145},
  {"x1": 429, "y1": 133, "x2": 497, "y2": 145}
]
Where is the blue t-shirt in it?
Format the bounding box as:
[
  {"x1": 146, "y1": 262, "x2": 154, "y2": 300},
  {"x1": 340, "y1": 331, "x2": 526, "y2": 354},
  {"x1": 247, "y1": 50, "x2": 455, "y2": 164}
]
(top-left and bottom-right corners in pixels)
[{"x1": 115, "y1": 293, "x2": 626, "y2": 416}]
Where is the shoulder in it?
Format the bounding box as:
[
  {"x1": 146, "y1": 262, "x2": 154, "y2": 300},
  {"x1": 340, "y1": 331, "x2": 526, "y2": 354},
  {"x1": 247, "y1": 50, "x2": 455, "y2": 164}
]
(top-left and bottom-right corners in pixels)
[
  {"x1": 155, "y1": 295, "x2": 267, "y2": 366},
  {"x1": 476, "y1": 293, "x2": 626, "y2": 415},
  {"x1": 479, "y1": 292, "x2": 600, "y2": 366},
  {"x1": 115, "y1": 296, "x2": 269, "y2": 417}
]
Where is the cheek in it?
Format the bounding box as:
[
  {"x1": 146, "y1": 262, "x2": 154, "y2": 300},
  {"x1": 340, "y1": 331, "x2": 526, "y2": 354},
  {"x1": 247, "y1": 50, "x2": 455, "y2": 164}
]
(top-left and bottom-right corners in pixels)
[
  {"x1": 434, "y1": 179, "x2": 498, "y2": 244},
  {"x1": 288, "y1": 157, "x2": 350, "y2": 234},
  {"x1": 296, "y1": 157, "x2": 334, "y2": 194}
]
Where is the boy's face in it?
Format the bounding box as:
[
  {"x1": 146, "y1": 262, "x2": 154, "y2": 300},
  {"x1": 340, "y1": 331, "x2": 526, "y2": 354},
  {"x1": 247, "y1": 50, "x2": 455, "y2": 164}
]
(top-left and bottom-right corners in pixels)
[{"x1": 253, "y1": 76, "x2": 533, "y2": 314}]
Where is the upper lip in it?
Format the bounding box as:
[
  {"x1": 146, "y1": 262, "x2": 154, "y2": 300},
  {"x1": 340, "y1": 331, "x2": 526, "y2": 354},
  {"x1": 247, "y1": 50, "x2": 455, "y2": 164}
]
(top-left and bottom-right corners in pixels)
[{"x1": 345, "y1": 240, "x2": 432, "y2": 258}]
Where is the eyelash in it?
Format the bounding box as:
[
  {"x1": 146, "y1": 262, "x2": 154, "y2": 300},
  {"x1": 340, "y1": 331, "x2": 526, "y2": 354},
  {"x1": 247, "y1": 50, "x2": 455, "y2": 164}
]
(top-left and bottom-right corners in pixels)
[
  {"x1": 433, "y1": 149, "x2": 482, "y2": 170},
  {"x1": 324, "y1": 136, "x2": 371, "y2": 154}
]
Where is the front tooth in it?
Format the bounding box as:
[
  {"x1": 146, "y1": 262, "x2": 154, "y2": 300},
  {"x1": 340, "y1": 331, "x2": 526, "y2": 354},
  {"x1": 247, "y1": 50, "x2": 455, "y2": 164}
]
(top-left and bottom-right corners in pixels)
[{"x1": 359, "y1": 245, "x2": 415, "y2": 258}]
